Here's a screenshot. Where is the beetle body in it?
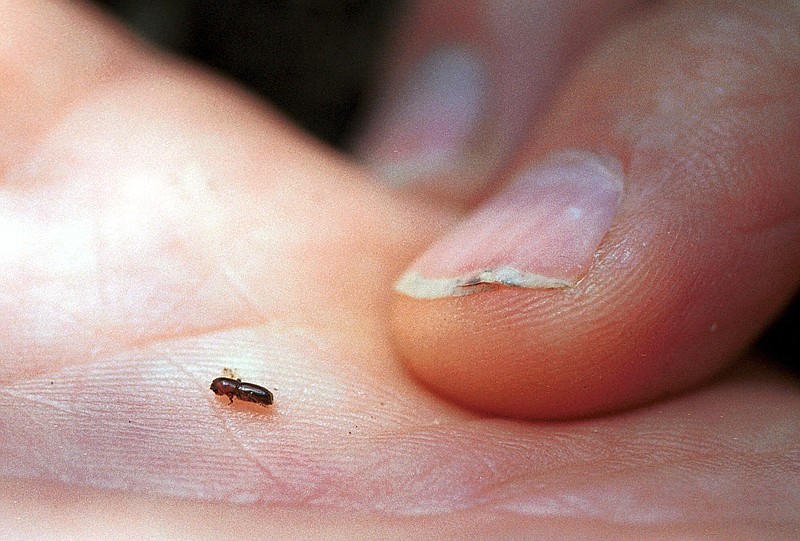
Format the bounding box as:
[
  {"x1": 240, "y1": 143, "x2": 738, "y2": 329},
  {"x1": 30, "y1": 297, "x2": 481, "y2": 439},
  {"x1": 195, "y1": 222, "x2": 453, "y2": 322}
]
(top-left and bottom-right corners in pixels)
[{"x1": 210, "y1": 377, "x2": 273, "y2": 407}]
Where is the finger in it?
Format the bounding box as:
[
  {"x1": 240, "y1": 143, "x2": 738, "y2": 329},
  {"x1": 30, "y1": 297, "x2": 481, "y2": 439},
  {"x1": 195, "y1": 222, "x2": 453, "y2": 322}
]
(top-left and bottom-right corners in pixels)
[
  {"x1": 354, "y1": 0, "x2": 644, "y2": 203},
  {"x1": 392, "y1": 0, "x2": 800, "y2": 418}
]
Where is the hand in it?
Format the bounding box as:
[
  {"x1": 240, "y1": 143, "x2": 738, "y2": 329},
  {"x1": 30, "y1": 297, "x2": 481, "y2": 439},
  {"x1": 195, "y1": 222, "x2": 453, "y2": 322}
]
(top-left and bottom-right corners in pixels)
[{"x1": 1, "y1": 0, "x2": 798, "y2": 538}]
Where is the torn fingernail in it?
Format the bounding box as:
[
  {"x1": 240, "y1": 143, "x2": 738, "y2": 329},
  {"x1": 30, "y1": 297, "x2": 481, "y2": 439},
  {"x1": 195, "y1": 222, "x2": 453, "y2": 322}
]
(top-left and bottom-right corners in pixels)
[
  {"x1": 361, "y1": 45, "x2": 489, "y2": 186},
  {"x1": 395, "y1": 151, "x2": 624, "y2": 299}
]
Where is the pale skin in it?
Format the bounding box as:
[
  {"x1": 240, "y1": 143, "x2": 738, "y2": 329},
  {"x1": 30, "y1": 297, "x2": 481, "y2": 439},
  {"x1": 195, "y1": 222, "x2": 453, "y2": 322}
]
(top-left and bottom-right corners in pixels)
[{"x1": 0, "y1": 0, "x2": 798, "y2": 538}]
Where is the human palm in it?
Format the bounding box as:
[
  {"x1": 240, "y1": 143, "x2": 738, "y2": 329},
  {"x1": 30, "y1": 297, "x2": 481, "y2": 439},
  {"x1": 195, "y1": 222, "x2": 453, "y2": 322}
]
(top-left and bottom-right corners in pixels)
[{"x1": 1, "y1": 0, "x2": 798, "y2": 538}]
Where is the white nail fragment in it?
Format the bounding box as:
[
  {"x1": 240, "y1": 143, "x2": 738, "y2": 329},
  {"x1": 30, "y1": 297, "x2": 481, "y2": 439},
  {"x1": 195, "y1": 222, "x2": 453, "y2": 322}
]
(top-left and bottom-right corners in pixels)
[{"x1": 394, "y1": 266, "x2": 572, "y2": 299}]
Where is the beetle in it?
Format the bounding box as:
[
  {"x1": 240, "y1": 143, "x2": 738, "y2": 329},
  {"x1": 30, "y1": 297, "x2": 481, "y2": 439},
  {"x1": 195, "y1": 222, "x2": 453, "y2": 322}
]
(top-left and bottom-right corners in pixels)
[{"x1": 210, "y1": 377, "x2": 273, "y2": 407}]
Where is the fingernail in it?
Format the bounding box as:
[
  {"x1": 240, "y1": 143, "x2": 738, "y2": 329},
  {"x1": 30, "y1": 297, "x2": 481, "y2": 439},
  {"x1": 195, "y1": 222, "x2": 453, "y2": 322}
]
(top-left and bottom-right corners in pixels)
[
  {"x1": 395, "y1": 151, "x2": 624, "y2": 299},
  {"x1": 361, "y1": 45, "x2": 488, "y2": 186}
]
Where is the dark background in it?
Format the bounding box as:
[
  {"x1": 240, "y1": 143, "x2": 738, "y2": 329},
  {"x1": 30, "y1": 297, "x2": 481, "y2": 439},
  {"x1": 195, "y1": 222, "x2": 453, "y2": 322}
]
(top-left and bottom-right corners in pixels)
[
  {"x1": 93, "y1": 0, "x2": 404, "y2": 147},
  {"x1": 90, "y1": 0, "x2": 798, "y2": 371}
]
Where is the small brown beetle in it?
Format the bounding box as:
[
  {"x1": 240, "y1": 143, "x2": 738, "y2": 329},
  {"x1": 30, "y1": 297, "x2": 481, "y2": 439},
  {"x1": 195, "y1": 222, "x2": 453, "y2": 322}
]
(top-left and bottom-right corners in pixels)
[{"x1": 210, "y1": 377, "x2": 273, "y2": 407}]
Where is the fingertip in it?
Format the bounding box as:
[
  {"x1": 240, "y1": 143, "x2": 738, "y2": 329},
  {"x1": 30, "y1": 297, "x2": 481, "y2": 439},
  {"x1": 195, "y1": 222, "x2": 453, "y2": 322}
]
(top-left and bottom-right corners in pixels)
[
  {"x1": 390, "y1": 1, "x2": 800, "y2": 420},
  {"x1": 391, "y1": 245, "x2": 734, "y2": 420},
  {"x1": 393, "y1": 151, "x2": 624, "y2": 300}
]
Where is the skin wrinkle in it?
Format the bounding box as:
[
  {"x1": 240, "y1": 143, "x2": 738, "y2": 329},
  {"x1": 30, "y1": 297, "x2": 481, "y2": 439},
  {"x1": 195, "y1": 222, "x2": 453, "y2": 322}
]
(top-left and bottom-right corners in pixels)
[
  {"x1": 3, "y1": 324, "x2": 796, "y2": 521},
  {"x1": 177, "y1": 166, "x2": 281, "y2": 323},
  {"x1": 619, "y1": 3, "x2": 800, "y2": 233},
  {"x1": 211, "y1": 409, "x2": 289, "y2": 504},
  {"x1": 170, "y1": 346, "x2": 286, "y2": 494}
]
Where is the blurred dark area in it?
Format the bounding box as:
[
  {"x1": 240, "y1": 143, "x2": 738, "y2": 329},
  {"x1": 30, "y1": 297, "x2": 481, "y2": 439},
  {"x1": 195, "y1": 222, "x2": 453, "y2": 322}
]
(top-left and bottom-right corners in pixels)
[
  {"x1": 90, "y1": 0, "x2": 797, "y2": 374},
  {"x1": 757, "y1": 295, "x2": 800, "y2": 373},
  {"x1": 92, "y1": 0, "x2": 404, "y2": 147}
]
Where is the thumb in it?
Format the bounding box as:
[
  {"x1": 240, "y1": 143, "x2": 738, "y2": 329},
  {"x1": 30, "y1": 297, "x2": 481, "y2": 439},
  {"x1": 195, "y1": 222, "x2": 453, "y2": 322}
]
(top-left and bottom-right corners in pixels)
[{"x1": 391, "y1": 1, "x2": 800, "y2": 419}]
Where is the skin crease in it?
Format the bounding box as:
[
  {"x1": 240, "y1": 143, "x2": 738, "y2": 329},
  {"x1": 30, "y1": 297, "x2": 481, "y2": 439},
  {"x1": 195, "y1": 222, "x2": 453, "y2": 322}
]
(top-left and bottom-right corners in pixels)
[{"x1": 0, "y1": 0, "x2": 798, "y2": 539}]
